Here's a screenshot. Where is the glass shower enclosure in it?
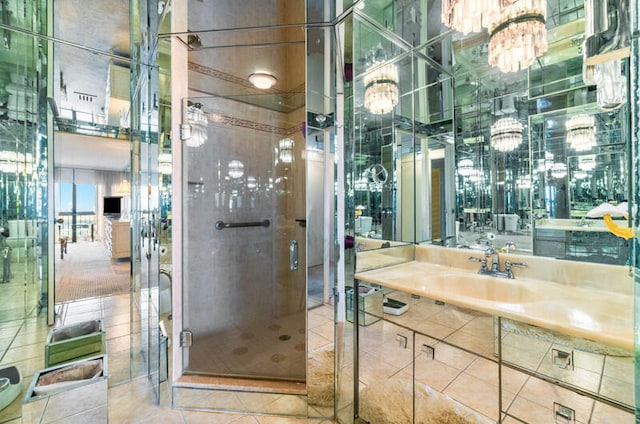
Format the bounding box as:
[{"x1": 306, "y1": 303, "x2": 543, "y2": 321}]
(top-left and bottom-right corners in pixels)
[{"x1": 181, "y1": 93, "x2": 307, "y2": 381}]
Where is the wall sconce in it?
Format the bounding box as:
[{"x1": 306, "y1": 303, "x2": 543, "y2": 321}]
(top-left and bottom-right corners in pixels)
[
  {"x1": 186, "y1": 103, "x2": 208, "y2": 147},
  {"x1": 249, "y1": 72, "x2": 277, "y2": 89},
  {"x1": 458, "y1": 159, "x2": 475, "y2": 177},
  {"x1": 278, "y1": 138, "x2": 294, "y2": 163},
  {"x1": 158, "y1": 153, "x2": 172, "y2": 175},
  {"x1": 228, "y1": 160, "x2": 244, "y2": 179}
]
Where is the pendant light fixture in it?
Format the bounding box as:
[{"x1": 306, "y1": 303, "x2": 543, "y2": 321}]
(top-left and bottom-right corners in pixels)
[
  {"x1": 363, "y1": 44, "x2": 399, "y2": 115},
  {"x1": 441, "y1": 0, "x2": 502, "y2": 34},
  {"x1": 364, "y1": 62, "x2": 399, "y2": 115},
  {"x1": 491, "y1": 117, "x2": 523, "y2": 152},
  {"x1": 488, "y1": 0, "x2": 548, "y2": 73},
  {"x1": 566, "y1": 114, "x2": 596, "y2": 152}
]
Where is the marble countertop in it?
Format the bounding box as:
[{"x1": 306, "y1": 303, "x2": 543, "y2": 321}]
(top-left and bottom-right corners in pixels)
[
  {"x1": 355, "y1": 261, "x2": 633, "y2": 350},
  {"x1": 535, "y1": 218, "x2": 611, "y2": 233}
]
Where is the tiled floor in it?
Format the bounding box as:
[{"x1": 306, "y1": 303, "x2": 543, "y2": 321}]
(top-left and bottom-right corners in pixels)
[{"x1": 0, "y1": 293, "x2": 335, "y2": 424}]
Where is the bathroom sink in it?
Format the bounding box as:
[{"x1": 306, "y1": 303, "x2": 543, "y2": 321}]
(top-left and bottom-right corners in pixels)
[{"x1": 420, "y1": 273, "x2": 546, "y2": 304}]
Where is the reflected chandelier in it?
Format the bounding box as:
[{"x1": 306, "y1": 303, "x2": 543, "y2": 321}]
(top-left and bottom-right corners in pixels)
[
  {"x1": 566, "y1": 114, "x2": 596, "y2": 152},
  {"x1": 488, "y1": 0, "x2": 548, "y2": 73},
  {"x1": 364, "y1": 61, "x2": 399, "y2": 115},
  {"x1": 490, "y1": 117, "x2": 523, "y2": 152},
  {"x1": 441, "y1": 0, "x2": 502, "y2": 34}
]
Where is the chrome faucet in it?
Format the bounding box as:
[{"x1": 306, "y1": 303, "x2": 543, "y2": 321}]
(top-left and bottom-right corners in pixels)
[
  {"x1": 504, "y1": 241, "x2": 517, "y2": 254},
  {"x1": 468, "y1": 249, "x2": 527, "y2": 279}
]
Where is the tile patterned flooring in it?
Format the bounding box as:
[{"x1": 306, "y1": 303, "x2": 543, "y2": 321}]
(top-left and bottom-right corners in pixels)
[{"x1": 0, "y1": 293, "x2": 335, "y2": 424}]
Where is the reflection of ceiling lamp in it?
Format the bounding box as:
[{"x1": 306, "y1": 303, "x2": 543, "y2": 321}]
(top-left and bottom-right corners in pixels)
[
  {"x1": 594, "y1": 60, "x2": 626, "y2": 111},
  {"x1": 488, "y1": 0, "x2": 548, "y2": 73},
  {"x1": 574, "y1": 170, "x2": 588, "y2": 179},
  {"x1": 490, "y1": 117, "x2": 523, "y2": 152},
  {"x1": 228, "y1": 160, "x2": 244, "y2": 179},
  {"x1": 566, "y1": 114, "x2": 596, "y2": 152},
  {"x1": 578, "y1": 154, "x2": 597, "y2": 171},
  {"x1": 441, "y1": 0, "x2": 502, "y2": 34},
  {"x1": 158, "y1": 153, "x2": 172, "y2": 175},
  {"x1": 550, "y1": 163, "x2": 567, "y2": 179},
  {"x1": 363, "y1": 61, "x2": 399, "y2": 115},
  {"x1": 458, "y1": 158, "x2": 475, "y2": 176},
  {"x1": 278, "y1": 138, "x2": 294, "y2": 164},
  {"x1": 186, "y1": 104, "x2": 207, "y2": 147},
  {"x1": 249, "y1": 72, "x2": 277, "y2": 89},
  {"x1": 246, "y1": 176, "x2": 257, "y2": 189}
]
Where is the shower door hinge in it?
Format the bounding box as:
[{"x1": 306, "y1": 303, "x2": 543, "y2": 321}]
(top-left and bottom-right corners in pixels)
[
  {"x1": 179, "y1": 330, "x2": 193, "y2": 348},
  {"x1": 333, "y1": 287, "x2": 340, "y2": 304}
]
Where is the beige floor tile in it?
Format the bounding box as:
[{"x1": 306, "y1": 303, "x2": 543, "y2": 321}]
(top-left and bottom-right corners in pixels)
[
  {"x1": 411, "y1": 355, "x2": 461, "y2": 392},
  {"x1": 443, "y1": 371, "x2": 501, "y2": 420},
  {"x1": 431, "y1": 340, "x2": 477, "y2": 370},
  {"x1": 590, "y1": 401, "x2": 635, "y2": 424},
  {"x1": 600, "y1": 374, "x2": 634, "y2": 407},
  {"x1": 603, "y1": 354, "x2": 634, "y2": 382},
  {"x1": 181, "y1": 409, "x2": 258, "y2": 423},
  {"x1": 517, "y1": 376, "x2": 594, "y2": 423}
]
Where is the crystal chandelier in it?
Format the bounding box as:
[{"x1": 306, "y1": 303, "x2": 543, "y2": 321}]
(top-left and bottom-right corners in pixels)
[
  {"x1": 490, "y1": 117, "x2": 523, "y2": 152},
  {"x1": 186, "y1": 104, "x2": 208, "y2": 147},
  {"x1": 566, "y1": 114, "x2": 596, "y2": 152},
  {"x1": 364, "y1": 61, "x2": 399, "y2": 115},
  {"x1": 441, "y1": 0, "x2": 502, "y2": 34},
  {"x1": 488, "y1": 0, "x2": 548, "y2": 73}
]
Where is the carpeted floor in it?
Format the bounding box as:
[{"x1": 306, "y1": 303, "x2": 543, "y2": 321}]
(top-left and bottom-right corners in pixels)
[{"x1": 55, "y1": 241, "x2": 130, "y2": 302}]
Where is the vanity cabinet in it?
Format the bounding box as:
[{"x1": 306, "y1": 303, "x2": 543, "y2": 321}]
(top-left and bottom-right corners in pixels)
[
  {"x1": 353, "y1": 284, "x2": 634, "y2": 424},
  {"x1": 498, "y1": 318, "x2": 634, "y2": 423},
  {"x1": 103, "y1": 217, "x2": 130, "y2": 259}
]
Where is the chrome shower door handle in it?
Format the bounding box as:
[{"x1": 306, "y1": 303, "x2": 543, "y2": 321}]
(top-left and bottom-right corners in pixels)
[{"x1": 289, "y1": 240, "x2": 298, "y2": 271}]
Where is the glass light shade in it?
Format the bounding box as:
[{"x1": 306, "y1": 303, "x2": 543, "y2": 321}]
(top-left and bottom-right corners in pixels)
[
  {"x1": 441, "y1": 0, "x2": 502, "y2": 34},
  {"x1": 364, "y1": 62, "x2": 399, "y2": 115},
  {"x1": 158, "y1": 153, "x2": 172, "y2": 175},
  {"x1": 458, "y1": 158, "x2": 475, "y2": 176},
  {"x1": 228, "y1": 160, "x2": 244, "y2": 179},
  {"x1": 248, "y1": 72, "x2": 277, "y2": 89},
  {"x1": 491, "y1": 117, "x2": 523, "y2": 152},
  {"x1": 186, "y1": 105, "x2": 208, "y2": 147},
  {"x1": 594, "y1": 60, "x2": 626, "y2": 111},
  {"x1": 488, "y1": 0, "x2": 548, "y2": 73},
  {"x1": 566, "y1": 114, "x2": 596, "y2": 152}
]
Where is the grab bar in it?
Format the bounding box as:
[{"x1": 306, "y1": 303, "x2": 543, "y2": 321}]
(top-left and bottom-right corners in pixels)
[{"x1": 215, "y1": 219, "x2": 270, "y2": 230}]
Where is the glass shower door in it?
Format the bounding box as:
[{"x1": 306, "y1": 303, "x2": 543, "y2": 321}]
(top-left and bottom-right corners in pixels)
[{"x1": 181, "y1": 96, "x2": 307, "y2": 382}]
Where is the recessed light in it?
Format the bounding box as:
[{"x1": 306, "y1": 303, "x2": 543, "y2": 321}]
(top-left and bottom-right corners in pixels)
[{"x1": 249, "y1": 72, "x2": 277, "y2": 89}]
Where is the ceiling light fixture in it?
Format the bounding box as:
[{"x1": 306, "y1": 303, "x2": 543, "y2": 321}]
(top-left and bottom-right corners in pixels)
[
  {"x1": 550, "y1": 163, "x2": 567, "y2": 179},
  {"x1": 249, "y1": 72, "x2": 277, "y2": 89},
  {"x1": 566, "y1": 114, "x2": 596, "y2": 152},
  {"x1": 491, "y1": 117, "x2": 523, "y2": 152},
  {"x1": 364, "y1": 61, "x2": 399, "y2": 115},
  {"x1": 441, "y1": 0, "x2": 502, "y2": 34},
  {"x1": 488, "y1": 0, "x2": 548, "y2": 73}
]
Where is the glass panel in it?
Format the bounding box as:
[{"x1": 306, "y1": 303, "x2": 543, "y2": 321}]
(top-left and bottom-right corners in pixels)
[{"x1": 182, "y1": 93, "x2": 307, "y2": 380}]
